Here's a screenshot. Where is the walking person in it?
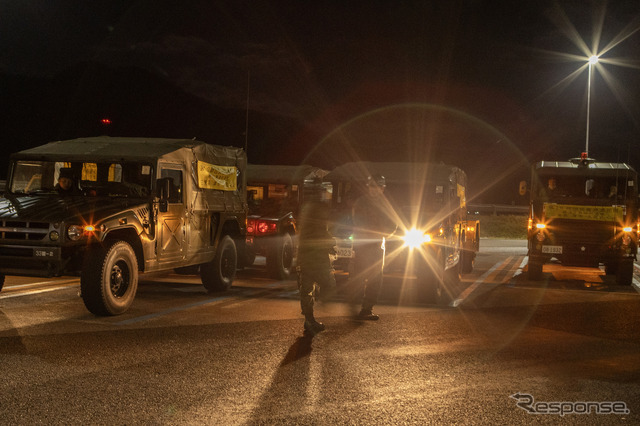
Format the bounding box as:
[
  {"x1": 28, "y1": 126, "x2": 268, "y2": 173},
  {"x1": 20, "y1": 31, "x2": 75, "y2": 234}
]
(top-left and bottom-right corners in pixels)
[
  {"x1": 351, "y1": 174, "x2": 397, "y2": 320},
  {"x1": 296, "y1": 181, "x2": 337, "y2": 335}
]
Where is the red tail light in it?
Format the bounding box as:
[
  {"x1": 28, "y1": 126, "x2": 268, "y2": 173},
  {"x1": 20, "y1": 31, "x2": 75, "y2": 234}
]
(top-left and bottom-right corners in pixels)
[
  {"x1": 257, "y1": 220, "x2": 278, "y2": 235},
  {"x1": 246, "y1": 218, "x2": 277, "y2": 235},
  {"x1": 246, "y1": 218, "x2": 256, "y2": 235}
]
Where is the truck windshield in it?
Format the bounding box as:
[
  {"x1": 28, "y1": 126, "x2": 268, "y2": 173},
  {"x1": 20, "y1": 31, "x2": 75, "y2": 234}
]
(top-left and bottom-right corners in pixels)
[
  {"x1": 535, "y1": 173, "x2": 637, "y2": 204},
  {"x1": 10, "y1": 160, "x2": 153, "y2": 198}
]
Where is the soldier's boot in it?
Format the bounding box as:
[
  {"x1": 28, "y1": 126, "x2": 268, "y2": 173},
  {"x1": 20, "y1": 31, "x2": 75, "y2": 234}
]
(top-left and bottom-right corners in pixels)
[
  {"x1": 357, "y1": 305, "x2": 379, "y2": 321},
  {"x1": 303, "y1": 317, "x2": 326, "y2": 335},
  {"x1": 301, "y1": 305, "x2": 325, "y2": 335}
]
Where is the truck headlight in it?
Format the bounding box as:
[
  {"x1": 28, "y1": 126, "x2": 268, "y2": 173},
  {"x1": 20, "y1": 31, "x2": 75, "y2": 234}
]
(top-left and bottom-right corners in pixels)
[
  {"x1": 67, "y1": 225, "x2": 84, "y2": 241},
  {"x1": 402, "y1": 229, "x2": 431, "y2": 249}
]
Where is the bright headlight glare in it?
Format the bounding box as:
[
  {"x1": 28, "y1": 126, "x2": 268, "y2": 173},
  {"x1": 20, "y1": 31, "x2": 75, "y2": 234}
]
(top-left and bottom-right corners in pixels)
[
  {"x1": 536, "y1": 223, "x2": 546, "y2": 229},
  {"x1": 67, "y1": 225, "x2": 84, "y2": 241},
  {"x1": 623, "y1": 226, "x2": 633, "y2": 233},
  {"x1": 403, "y1": 229, "x2": 429, "y2": 248}
]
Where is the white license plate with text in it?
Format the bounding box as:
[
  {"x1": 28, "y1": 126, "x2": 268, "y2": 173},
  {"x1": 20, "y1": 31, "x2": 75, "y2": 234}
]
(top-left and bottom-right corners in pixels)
[
  {"x1": 337, "y1": 248, "x2": 353, "y2": 258},
  {"x1": 542, "y1": 245, "x2": 563, "y2": 254}
]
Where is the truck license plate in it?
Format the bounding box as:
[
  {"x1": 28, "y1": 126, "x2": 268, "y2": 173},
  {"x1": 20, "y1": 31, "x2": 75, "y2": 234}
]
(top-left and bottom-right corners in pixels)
[
  {"x1": 542, "y1": 245, "x2": 563, "y2": 254},
  {"x1": 34, "y1": 248, "x2": 56, "y2": 257},
  {"x1": 337, "y1": 247, "x2": 353, "y2": 258}
]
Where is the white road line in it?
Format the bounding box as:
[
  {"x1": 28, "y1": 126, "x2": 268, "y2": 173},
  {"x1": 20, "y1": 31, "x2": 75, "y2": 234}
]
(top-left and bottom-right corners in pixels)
[
  {"x1": 0, "y1": 281, "x2": 79, "y2": 299},
  {"x1": 450, "y1": 257, "x2": 514, "y2": 307}
]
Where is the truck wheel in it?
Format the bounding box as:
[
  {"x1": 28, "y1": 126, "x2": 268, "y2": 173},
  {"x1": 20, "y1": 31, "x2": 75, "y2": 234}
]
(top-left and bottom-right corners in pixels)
[
  {"x1": 201, "y1": 235, "x2": 237, "y2": 292},
  {"x1": 0, "y1": 274, "x2": 4, "y2": 292},
  {"x1": 461, "y1": 250, "x2": 475, "y2": 274},
  {"x1": 81, "y1": 241, "x2": 138, "y2": 316},
  {"x1": 267, "y1": 233, "x2": 294, "y2": 280},
  {"x1": 528, "y1": 259, "x2": 543, "y2": 280},
  {"x1": 616, "y1": 259, "x2": 634, "y2": 286}
]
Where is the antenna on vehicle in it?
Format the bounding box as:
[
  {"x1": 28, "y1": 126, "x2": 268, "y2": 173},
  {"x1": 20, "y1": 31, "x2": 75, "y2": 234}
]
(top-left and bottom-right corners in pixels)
[{"x1": 244, "y1": 71, "x2": 250, "y2": 154}]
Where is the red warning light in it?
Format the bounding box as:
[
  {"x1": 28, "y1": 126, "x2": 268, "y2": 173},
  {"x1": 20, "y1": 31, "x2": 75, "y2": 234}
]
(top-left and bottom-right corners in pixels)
[{"x1": 101, "y1": 118, "x2": 112, "y2": 125}]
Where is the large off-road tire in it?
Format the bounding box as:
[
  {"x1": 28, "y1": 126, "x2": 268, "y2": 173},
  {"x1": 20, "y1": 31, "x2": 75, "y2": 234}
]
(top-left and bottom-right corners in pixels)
[
  {"x1": 528, "y1": 259, "x2": 543, "y2": 281},
  {"x1": 616, "y1": 259, "x2": 633, "y2": 286},
  {"x1": 81, "y1": 241, "x2": 139, "y2": 316},
  {"x1": 0, "y1": 274, "x2": 5, "y2": 292},
  {"x1": 267, "y1": 233, "x2": 295, "y2": 280},
  {"x1": 201, "y1": 235, "x2": 237, "y2": 292}
]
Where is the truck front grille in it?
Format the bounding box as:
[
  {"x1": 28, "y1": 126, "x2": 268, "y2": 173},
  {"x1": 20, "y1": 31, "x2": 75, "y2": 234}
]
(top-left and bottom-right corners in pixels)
[{"x1": 0, "y1": 220, "x2": 49, "y2": 241}]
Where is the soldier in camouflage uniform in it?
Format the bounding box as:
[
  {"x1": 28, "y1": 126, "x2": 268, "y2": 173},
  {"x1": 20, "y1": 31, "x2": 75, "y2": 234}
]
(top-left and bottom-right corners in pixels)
[
  {"x1": 297, "y1": 181, "x2": 337, "y2": 335},
  {"x1": 351, "y1": 174, "x2": 397, "y2": 320}
]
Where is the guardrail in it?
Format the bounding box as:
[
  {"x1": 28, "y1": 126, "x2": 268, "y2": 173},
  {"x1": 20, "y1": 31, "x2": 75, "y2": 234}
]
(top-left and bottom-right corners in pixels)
[{"x1": 467, "y1": 204, "x2": 528, "y2": 215}]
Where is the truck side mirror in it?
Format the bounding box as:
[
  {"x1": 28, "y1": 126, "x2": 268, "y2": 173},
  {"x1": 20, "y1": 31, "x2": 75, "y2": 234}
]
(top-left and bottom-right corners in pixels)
[
  {"x1": 585, "y1": 179, "x2": 594, "y2": 196},
  {"x1": 519, "y1": 181, "x2": 527, "y2": 196},
  {"x1": 157, "y1": 177, "x2": 171, "y2": 212}
]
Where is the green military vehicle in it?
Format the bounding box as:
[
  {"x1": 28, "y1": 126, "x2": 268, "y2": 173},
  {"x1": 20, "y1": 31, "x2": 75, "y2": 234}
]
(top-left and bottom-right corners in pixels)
[
  {"x1": 0, "y1": 136, "x2": 247, "y2": 315},
  {"x1": 324, "y1": 161, "x2": 479, "y2": 303},
  {"x1": 522, "y1": 154, "x2": 638, "y2": 284}
]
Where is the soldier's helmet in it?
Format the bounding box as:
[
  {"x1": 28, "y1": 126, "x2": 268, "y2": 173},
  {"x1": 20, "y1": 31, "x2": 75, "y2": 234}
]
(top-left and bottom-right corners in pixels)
[{"x1": 367, "y1": 174, "x2": 386, "y2": 188}]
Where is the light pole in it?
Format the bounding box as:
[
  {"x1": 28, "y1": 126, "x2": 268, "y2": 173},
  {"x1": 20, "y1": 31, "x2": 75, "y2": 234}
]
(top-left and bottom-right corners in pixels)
[{"x1": 585, "y1": 55, "x2": 599, "y2": 155}]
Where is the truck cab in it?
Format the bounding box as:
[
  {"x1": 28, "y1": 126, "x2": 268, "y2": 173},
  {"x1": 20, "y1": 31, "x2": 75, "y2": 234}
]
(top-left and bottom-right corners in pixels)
[
  {"x1": 523, "y1": 154, "x2": 638, "y2": 284},
  {"x1": 324, "y1": 161, "x2": 479, "y2": 303},
  {"x1": 0, "y1": 137, "x2": 247, "y2": 315}
]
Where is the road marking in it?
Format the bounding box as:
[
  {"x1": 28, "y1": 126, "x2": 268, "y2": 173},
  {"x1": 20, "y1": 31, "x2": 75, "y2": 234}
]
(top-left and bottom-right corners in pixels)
[
  {"x1": 0, "y1": 280, "x2": 79, "y2": 299},
  {"x1": 450, "y1": 256, "x2": 515, "y2": 307},
  {"x1": 114, "y1": 295, "x2": 233, "y2": 325}
]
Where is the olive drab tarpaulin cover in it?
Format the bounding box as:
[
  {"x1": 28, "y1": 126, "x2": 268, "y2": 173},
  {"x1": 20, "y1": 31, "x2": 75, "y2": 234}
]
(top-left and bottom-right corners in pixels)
[
  {"x1": 190, "y1": 139, "x2": 247, "y2": 213},
  {"x1": 11, "y1": 136, "x2": 247, "y2": 213}
]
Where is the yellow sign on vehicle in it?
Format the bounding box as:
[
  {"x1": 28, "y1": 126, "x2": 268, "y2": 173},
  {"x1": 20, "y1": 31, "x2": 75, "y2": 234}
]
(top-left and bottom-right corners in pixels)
[
  {"x1": 544, "y1": 203, "x2": 624, "y2": 222},
  {"x1": 197, "y1": 161, "x2": 237, "y2": 191}
]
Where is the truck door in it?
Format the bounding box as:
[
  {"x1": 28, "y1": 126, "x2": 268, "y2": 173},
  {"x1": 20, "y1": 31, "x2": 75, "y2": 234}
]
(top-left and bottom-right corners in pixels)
[{"x1": 158, "y1": 164, "x2": 187, "y2": 263}]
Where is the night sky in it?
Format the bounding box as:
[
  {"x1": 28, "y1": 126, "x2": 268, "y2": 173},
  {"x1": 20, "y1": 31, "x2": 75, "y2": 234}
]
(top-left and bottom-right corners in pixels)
[{"x1": 2, "y1": 0, "x2": 640, "y2": 203}]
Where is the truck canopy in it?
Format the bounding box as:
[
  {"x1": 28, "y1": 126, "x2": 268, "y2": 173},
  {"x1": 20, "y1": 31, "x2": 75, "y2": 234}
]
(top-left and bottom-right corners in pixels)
[
  {"x1": 246, "y1": 164, "x2": 326, "y2": 185},
  {"x1": 11, "y1": 136, "x2": 244, "y2": 167},
  {"x1": 325, "y1": 161, "x2": 467, "y2": 224}
]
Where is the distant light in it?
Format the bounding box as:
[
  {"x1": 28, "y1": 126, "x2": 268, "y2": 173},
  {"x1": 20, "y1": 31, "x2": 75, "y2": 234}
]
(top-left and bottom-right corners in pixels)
[
  {"x1": 101, "y1": 118, "x2": 112, "y2": 125},
  {"x1": 588, "y1": 55, "x2": 599, "y2": 65}
]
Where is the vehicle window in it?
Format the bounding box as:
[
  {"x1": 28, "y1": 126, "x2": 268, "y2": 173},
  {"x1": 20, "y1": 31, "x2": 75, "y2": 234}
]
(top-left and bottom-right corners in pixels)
[{"x1": 161, "y1": 168, "x2": 183, "y2": 203}]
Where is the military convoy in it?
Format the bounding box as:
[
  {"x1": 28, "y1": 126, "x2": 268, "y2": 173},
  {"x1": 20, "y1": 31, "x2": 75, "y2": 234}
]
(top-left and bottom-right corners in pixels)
[
  {"x1": 0, "y1": 137, "x2": 247, "y2": 315},
  {"x1": 0, "y1": 136, "x2": 479, "y2": 313},
  {"x1": 522, "y1": 154, "x2": 638, "y2": 285},
  {"x1": 324, "y1": 161, "x2": 479, "y2": 303}
]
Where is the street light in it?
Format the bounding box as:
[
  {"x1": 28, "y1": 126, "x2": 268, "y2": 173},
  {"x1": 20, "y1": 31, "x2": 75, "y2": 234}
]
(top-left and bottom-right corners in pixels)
[{"x1": 585, "y1": 55, "x2": 599, "y2": 155}]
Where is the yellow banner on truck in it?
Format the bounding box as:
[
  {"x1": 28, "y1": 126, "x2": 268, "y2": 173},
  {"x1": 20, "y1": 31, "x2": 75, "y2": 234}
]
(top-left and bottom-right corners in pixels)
[
  {"x1": 197, "y1": 161, "x2": 237, "y2": 191},
  {"x1": 544, "y1": 203, "x2": 624, "y2": 222}
]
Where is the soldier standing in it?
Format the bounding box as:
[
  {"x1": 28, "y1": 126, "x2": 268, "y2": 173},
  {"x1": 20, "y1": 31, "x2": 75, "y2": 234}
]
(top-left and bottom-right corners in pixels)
[
  {"x1": 351, "y1": 174, "x2": 396, "y2": 320},
  {"x1": 297, "y1": 181, "x2": 337, "y2": 335}
]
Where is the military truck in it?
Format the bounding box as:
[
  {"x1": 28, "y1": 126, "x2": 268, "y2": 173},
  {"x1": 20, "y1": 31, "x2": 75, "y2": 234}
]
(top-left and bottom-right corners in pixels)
[
  {"x1": 324, "y1": 161, "x2": 479, "y2": 303},
  {"x1": 522, "y1": 154, "x2": 638, "y2": 285},
  {"x1": 245, "y1": 164, "x2": 328, "y2": 279},
  {"x1": 0, "y1": 136, "x2": 247, "y2": 315}
]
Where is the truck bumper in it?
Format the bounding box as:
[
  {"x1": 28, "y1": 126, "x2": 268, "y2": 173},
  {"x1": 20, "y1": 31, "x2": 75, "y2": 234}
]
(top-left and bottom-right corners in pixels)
[
  {"x1": 529, "y1": 240, "x2": 636, "y2": 266},
  {"x1": 0, "y1": 244, "x2": 68, "y2": 277}
]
